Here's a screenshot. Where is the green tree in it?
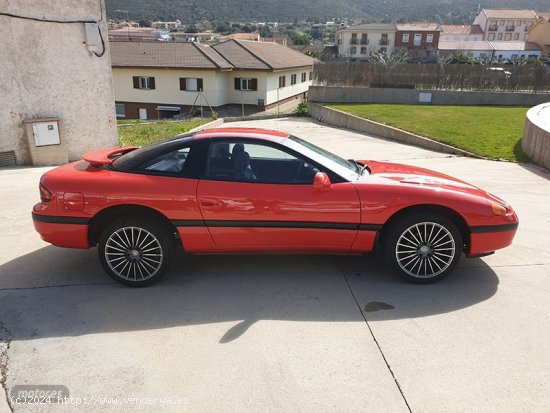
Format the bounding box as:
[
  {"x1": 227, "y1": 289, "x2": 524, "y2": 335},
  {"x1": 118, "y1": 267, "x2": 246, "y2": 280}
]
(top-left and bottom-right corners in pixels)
[{"x1": 139, "y1": 19, "x2": 152, "y2": 27}]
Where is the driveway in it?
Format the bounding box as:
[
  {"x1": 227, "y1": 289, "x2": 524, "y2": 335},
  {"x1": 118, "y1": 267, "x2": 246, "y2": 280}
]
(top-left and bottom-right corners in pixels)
[{"x1": 1, "y1": 118, "x2": 549, "y2": 412}]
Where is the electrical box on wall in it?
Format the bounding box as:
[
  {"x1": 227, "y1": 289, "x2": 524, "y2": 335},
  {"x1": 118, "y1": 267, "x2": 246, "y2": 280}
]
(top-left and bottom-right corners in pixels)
[
  {"x1": 23, "y1": 118, "x2": 68, "y2": 166},
  {"x1": 32, "y1": 121, "x2": 61, "y2": 146}
]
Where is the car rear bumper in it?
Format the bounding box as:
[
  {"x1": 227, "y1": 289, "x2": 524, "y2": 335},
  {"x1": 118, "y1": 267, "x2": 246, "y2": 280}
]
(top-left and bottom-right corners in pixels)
[
  {"x1": 468, "y1": 222, "x2": 518, "y2": 256},
  {"x1": 32, "y1": 211, "x2": 90, "y2": 249}
]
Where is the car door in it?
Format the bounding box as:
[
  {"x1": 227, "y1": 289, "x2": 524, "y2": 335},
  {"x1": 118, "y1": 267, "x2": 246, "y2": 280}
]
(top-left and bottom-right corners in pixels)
[{"x1": 196, "y1": 140, "x2": 361, "y2": 252}]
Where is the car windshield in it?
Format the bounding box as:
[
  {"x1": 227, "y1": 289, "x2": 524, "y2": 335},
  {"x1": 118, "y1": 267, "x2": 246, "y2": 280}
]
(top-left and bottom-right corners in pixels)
[{"x1": 283, "y1": 135, "x2": 361, "y2": 181}]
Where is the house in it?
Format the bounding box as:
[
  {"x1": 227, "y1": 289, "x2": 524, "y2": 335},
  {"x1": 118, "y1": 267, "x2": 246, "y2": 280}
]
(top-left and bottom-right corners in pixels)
[
  {"x1": 395, "y1": 23, "x2": 441, "y2": 61},
  {"x1": 438, "y1": 41, "x2": 493, "y2": 59},
  {"x1": 528, "y1": 15, "x2": 550, "y2": 57},
  {"x1": 491, "y1": 41, "x2": 542, "y2": 60},
  {"x1": 108, "y1": 27, "x2": 163, "y2": 42},
  {"x1": 473, "y1": 9, "x2": 538, "y2": 42},
  {"x1": 110, "y1": 40, "x2": 315, "y2": 120},
  {"x1": 337, "y1": 24, "x2": 397, "y2": 58},
  {"x1": 440, "y1": 25, "x2": 484, "y2": 42}
]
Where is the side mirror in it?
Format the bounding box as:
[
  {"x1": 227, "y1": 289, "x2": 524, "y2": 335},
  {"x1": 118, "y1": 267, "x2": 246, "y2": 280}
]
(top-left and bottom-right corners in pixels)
[{"x1": 313, "y1": 172, "x2": 332, "y2": 190}]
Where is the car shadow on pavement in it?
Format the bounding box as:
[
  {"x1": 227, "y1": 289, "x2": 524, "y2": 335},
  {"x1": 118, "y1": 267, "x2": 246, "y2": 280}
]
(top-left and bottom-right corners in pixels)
[{"x1": 0, "y1": 246, "x2": 498, "y2": 343}]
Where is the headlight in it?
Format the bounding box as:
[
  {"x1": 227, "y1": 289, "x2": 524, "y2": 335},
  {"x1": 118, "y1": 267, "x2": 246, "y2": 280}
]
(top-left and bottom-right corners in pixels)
[{"x1": 491, "y1": 202, "x2": 507, "y2": 216}]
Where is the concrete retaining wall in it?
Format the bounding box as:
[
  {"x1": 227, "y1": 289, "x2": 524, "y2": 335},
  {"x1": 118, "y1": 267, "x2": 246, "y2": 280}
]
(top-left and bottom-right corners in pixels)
[
  {"x1": 309, "y1": 86, "x2": 550, "y2": 106},
  {"x1": 522, "y1": 103, "x2": 550, "y2": 170},
  {"x1": 308, "y1": 102, "x2": 482, "y2": 158}
]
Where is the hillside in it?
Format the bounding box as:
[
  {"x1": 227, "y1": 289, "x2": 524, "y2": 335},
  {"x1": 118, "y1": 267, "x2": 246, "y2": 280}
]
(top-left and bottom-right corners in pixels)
[{"x1": 106, "y1": 0, "x2": 549, "y2": 23}]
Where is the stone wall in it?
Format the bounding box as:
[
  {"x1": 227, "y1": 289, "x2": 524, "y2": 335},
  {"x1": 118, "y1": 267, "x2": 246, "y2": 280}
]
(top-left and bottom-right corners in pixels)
[
  {"x1": 522, "y1": 103, "x2": 550, "y2": 170},
  {"x1": 309, "y1": 86, "x2": 550, "y2": 107},
  {"x1": 0, "y1": 0, "x2": 118, "y2": 165}
]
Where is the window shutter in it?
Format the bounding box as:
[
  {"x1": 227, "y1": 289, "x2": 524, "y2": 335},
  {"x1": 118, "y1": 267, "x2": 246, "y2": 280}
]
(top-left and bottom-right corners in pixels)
[
  {"x1": 234, "y1": 77, "x2": 241, "y2": 90},
  {"x1": 133, "y1": 76, "x2": 139, "y2": 89},
  {"x1": 179, "y1": 78, "x2": 186, "y2": 90},
  {"x1": 149, "y1": 77, "x2": 156, "y2": 89},
  {"x1": 197, "y1": 78, "x2": 203, "y2": 91},
  {"x1": 251, "y1": 78, "x2": 257, "y2": 91}
]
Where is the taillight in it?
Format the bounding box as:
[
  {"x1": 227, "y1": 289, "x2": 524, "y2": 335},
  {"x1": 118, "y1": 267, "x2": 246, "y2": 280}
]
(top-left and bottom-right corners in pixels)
[{"x1": 39, "y1": 183, "x2": 52, "y2": 203}]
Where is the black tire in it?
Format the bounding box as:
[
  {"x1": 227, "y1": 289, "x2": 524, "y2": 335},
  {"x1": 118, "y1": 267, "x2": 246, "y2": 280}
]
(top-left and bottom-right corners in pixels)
[
  {"x1": 382, "y1": 213, "x2": 462, "y2": 284},
  {"x1": 98, "y1": 217, "x2": 173, "y2": 287}
]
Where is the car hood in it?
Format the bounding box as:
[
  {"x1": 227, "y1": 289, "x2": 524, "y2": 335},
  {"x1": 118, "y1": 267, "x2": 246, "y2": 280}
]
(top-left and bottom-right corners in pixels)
[{"x1": 359, "y1": 160, "x2": 506, "y2": 204}]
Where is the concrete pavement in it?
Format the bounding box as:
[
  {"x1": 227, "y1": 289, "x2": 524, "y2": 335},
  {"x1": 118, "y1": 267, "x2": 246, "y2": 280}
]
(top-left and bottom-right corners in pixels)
[{"x1": 1, "y1": 118, "x2": 549, "y2": 412}]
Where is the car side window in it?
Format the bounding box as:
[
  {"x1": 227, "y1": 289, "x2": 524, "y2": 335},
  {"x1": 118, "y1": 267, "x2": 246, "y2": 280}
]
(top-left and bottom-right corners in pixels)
[
  {"x1": 140, "y1": 147, "x2": 190, "y2": 173},
  {"x1": 206, "y1": 141, "x2": 319, "y2": 184},
  {"x1": 136, "y1": 142, "x2": 208, "y2": 177}
]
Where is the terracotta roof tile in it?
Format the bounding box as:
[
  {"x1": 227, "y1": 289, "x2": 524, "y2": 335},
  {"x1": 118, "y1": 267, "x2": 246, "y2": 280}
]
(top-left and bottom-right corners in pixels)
[
  {"x1": 396, "y1": 23, "x2": 440, "y2": 31},
  {"x1": 440, "y1": 25, "x2": 484, "y2": 35},
  {"x1": 482, "y1": 9, "x2": 538, "y2": 19},
  {"x1": 212, "y1": 40, "x2": 315, "y2": 70},
  {"x1": 110, "y1": 42, "x2": 233, "y2": 70}
]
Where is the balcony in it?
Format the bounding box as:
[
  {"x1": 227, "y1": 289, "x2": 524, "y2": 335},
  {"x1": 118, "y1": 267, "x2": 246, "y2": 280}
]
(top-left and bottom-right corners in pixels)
[
  {"x1": 379, "y1": 39, "x2": 389, "y2": 45},
  {"x1": 360, "y1": 38, "x2": 369, "y2": 45},
  {"x1": 488, "y1": 25, "x2": 498, "y2": 31},
  {"x1": 505, "y1": 25, "x2": 515, "y2": 31},
  {"x1": 350, "y1": 38, "x2": 358, "y2": 45}
]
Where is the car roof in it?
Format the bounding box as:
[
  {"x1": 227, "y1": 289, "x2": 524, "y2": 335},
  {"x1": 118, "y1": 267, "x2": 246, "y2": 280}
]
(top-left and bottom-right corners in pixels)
[{"x1": 193, "y1": 127, "x2": 289, "y2": 142}]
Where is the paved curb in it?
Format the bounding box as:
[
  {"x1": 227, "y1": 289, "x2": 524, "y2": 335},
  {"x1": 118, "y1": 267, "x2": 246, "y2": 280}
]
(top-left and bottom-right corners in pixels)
[
  {"x1": 224, "y1": 113, "x2": 303, "y2": 123},
  {"x1": 308, "y1": 102, "x2": 484, "y2": 159},
  {"x1": 188, "y1": 118, "x2": 225, "y2": 133}
]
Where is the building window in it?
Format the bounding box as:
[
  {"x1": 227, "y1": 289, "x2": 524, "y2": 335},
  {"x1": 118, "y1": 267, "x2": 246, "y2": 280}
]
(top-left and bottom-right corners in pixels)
[
  {"x1": 413, "y1": 34, "x2": 422, "y2": 46},
  {"x1": 291, "y1": 74, "x2": 297, "y2": 85},
  {"x1": 426, "y1": 34, "x2": 433, "y2": 43},
  {"x1": 497, "y1": 33, "x2": 503, "y2": 40},
  {"x1": 309, "y1": 71, "x2": 313, "y2": 81},
  {"x1": 115, "y1": 103, "x2": 125, "y2": 118},
  {"x1": 350, "y1": 46, "x2": 357, "y2": 54},
  {"x1": 511, "y1": 54, "x2": 518, "y2": 59},
  {"x1": 488, "y1": 33, "x2": 495, "y2": 41},
  {"x1": 361, "y1": 34, "x2": 368, "y2": 45},
  {"x1": 179, "y1": 78, "x2": 203, "y2": 91},
  {"x1": 402, "y1": 33, "x2": 409, "y2": 42},
  {"x1": 350, "y1": 33, "x2": 357, "y2": 44},
  {"x1": 301, "y1": 72, "x2": 307, "y2": 82},
  {"x1": 505, "y1": 33, "x2": 512, "y2": 41},
  {"x1": 360, "y1": 46, "x2": 367, "y2": 54},
  {"x1": 514, "y1": 33, "x2": 519, "y2": 40},
  {"x1": 234, "y1": 77, "x2": 258, "y2": 91},
  {"x1": 279, "y1": 76, "x2": 286, "y2": 88},
  {"x1": 133, "y1": 76, "x2": 155, "y2": 90}
]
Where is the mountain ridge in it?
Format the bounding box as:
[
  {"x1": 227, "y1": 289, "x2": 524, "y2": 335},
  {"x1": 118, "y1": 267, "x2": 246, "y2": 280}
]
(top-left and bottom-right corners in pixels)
[{"x1": 105, "y1": 0, "x2": 549, "y2": 24}]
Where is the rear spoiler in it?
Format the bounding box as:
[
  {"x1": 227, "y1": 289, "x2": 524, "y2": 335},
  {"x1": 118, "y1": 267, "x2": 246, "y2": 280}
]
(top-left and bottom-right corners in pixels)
[{"x1": 83, "y1": 147, "x2": 139, "y2": 168}]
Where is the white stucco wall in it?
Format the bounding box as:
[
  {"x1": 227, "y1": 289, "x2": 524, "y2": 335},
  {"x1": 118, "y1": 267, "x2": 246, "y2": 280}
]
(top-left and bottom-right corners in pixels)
[
  {"x1": 113, "y1": 68, "x2": 230, "y2": 108},
  {"x1": 113, "y1": 68, "x2": 312, "y2": 110},
  {"x1": 338, "y1": 31, "x2": 396, "y2": 57},
  {"x1": 0, "y1": 0, "x2": 118, "y2": 164},
  {"x1": 265, "y1": 69, "x2": 312, "y2": 106}
]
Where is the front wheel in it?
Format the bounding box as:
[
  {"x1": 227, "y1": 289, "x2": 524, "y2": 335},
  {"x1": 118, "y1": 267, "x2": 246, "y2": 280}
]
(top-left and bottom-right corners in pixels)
[
  {"x1": 383, "y1": 213, "x2": 462, "y2": 284},
  {"x1": 98, "y1": 218, "x2": 173, "y2": 287}
]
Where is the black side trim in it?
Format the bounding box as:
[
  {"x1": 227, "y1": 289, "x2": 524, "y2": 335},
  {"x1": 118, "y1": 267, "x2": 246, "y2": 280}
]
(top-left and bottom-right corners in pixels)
[
  {"x1": 171, "y1": 219, "x2": 382, "y2": 231},
  {"x1": 470, "y1": 222, "x2": 519, "y2": 234},
  {"x1": 32, "y1": 212, "x2": 90, "y2": 225},
  {"x1": 172, "y1": 220, "x2": 206, "y2": 227},
  {"x1": 358, "y1": 224, "x2": 383, "y2": 231}
]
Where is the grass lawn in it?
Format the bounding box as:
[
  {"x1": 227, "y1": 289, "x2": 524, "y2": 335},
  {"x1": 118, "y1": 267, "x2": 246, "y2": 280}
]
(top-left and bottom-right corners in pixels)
[
  {"x1": 118, "y1": 119, "x2": 210, "y2": 147},
  {"x1": 327, "y1": 103, "x2": 530, "y2": 162}
]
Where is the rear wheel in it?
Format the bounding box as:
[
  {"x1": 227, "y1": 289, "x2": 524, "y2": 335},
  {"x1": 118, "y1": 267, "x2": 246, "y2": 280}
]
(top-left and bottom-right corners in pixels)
[
  {"x1": 383, "y1": 213, "x2": 462, "y2": 284},
  {"x1": 98, "y1": 217, "x2": 173, "y2": 287}
]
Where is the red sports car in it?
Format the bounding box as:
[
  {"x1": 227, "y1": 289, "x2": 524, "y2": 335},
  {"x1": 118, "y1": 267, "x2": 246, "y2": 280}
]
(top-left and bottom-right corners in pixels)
[{"x1": 32, "y1": 128, "x2": 518, "y2": 287}]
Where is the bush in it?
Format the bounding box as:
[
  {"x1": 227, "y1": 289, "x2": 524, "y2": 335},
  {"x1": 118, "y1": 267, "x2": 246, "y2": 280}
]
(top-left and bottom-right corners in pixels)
[{"x1": 293, "y1": 100, "x2": 309, "y2": 117}]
